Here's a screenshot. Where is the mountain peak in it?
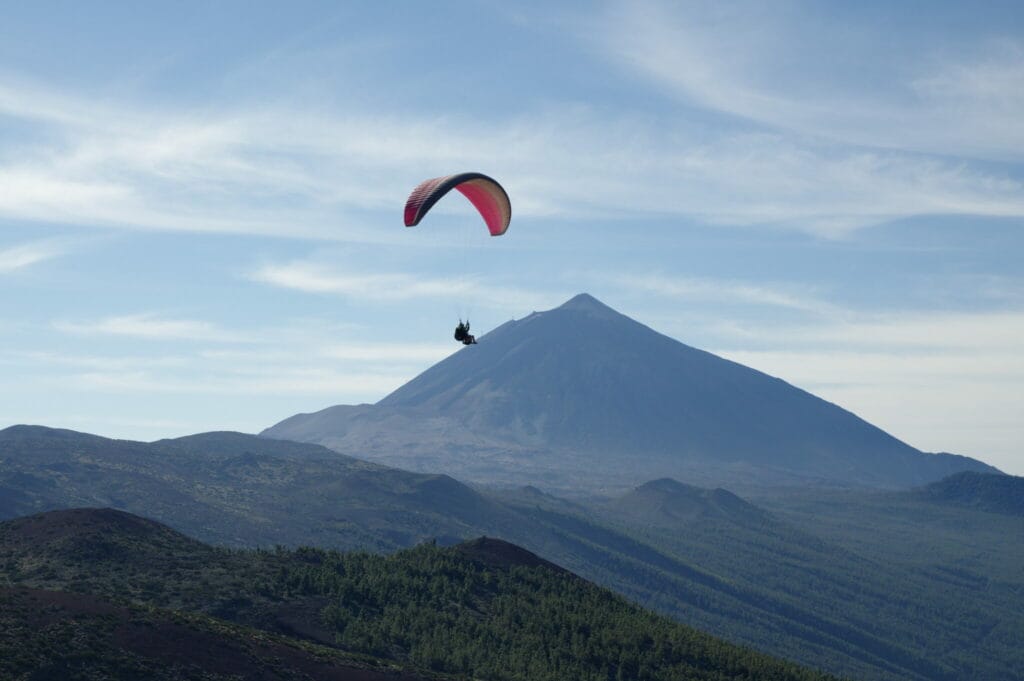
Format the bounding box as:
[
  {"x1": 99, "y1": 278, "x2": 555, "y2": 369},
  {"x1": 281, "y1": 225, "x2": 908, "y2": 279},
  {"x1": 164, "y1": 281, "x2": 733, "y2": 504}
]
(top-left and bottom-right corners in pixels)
[
  {"x1": 636, "y1": 478, "x2": 694, "y2": 494},
  {"x1": 264, "y1": 293, "x2": 999, "y2": 491},
  {"x1": 555, "y1": 292, "x2": 620, "y2": 318}
]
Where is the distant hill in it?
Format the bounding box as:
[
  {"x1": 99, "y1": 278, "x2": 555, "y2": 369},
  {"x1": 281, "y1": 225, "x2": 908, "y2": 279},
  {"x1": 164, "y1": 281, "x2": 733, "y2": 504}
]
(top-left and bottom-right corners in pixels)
[
  {"x1": 0, "y1": 508, "x2": 441, "y2": 680},
  {"x1": 0, "y1": 508, "x2": 835, "y2": 681},
  {"x1": 4, "y1": 426, "x2": 1023, "y2": 680},
  {"x1": 604, "y1": 477, "x2": 771, "y2": 527},
  {"x1": 0, "y1": 425, "x2": 519, "y2": 550},
  {"x1": 0, "y1": 506, "x2": 208, "y2": 566},
  {"x1": 263, "y1": 293, "x2": 998, "y2": 491},
  {"x1": 917, "y1": 471, "x2": 1024, "y2": 516}
]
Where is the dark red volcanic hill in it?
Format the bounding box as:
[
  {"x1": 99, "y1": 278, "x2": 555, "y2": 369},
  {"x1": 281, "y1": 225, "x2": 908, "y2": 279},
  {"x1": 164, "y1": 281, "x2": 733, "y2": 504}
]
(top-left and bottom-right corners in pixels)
[{"x1": 0, "y1": 587, "x2": 432, "y2": 681}]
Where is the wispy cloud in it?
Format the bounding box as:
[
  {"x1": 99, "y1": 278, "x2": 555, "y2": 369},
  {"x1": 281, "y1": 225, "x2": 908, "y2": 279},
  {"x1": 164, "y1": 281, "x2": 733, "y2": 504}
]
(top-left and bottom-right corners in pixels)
[
  {"x1": 719, "y1": 345, "x2": 1022, "y2": 462},
  {"x1": 196, "y1": 342, "x2": 456, "y2": 366},
  {"x1": 2, "y1": 69, "x2": 1024, "y2": 240},
  {"x1": 706, "y1": 307, "x2": 1024, "y2": 466},
  {"x1": 0, "y1": 238, "x2": 68, "y2": 273},
  {"x1": 596, "y1": 1, "x2": 1024, "y2": 160},
  {"x1": 250, "y1": 261, "x2": 460, "y2": 300},
  {"x1": 53, "y1": 313, "x2": 251, "y2": 343},
  {"x1": 612, "y1": 273, "x2": 840, "y2": 315},
  {"x1": 20, "y1": 315, "x2": 462, "y2": 400},
  {"x1": 714, "y1": 309, "x2": 1024, "y2": 354},
  {"x1": 318, "y1": 342, "x2": 456, "y2": 363},
  {"x1": 15, "y1": 351, "x2": 190, "y2": 370},
  {"x1": 65, "y1": 367, "x2": 407, "y2": 397},
  {"x1": 249, "y1": 259, "x2": 561, "y2": 310}
]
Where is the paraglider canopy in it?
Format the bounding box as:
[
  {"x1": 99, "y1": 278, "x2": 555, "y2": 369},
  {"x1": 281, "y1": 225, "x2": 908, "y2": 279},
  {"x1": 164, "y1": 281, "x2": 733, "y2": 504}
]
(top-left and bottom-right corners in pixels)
[{"x1": 404, "y1": 172, "x2": 511, "y2": 236}]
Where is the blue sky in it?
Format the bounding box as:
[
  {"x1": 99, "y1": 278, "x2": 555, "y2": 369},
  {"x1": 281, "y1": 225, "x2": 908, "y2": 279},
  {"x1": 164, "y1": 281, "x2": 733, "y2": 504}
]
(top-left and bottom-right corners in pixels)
[{"x1": 2, "y1": 1, "x2": 1022, "y2": 474}]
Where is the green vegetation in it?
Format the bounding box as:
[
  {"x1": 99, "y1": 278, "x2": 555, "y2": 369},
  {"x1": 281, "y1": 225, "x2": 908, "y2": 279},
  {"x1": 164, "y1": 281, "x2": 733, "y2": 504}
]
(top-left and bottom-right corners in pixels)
[
  {"x1": 499, "y1": 483, "x2": 1024, "y2": 681},
  {"x1": 917, "y1": 471, "x2": 1024, "y2": 516},
  {"x1": 0, "y1": 509, "x2": 834, "y2": 681},
  {"x1": 4, "y1": 427, "x2": 1023, "y2": 680},
  {"x1": 0, "y1": 587, "x2": 414, "y2": 681},
  {"x1": 269, "y1": 543, "x2": 830, "y2": 681}
]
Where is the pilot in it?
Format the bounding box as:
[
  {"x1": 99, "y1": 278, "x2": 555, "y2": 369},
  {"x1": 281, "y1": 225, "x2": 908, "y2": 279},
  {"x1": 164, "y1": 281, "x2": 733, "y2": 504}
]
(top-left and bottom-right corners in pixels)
[{"x1": 454, "y1": 320, "x2": 477, "y2": 345}]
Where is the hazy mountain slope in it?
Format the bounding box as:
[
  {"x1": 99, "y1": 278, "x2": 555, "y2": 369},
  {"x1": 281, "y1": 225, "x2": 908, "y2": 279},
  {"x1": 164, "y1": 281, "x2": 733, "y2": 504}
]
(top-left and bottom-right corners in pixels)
[
  {"x1": 0, "y1": 425, "x2": 524, "y2": 550},
  {"x1": 4, "y1": 426, "x2": 1021, "y2": 680},
  {"x1": 916, "y1": 471, "x2": 1024, "y2": 516},
  {"x1": 584, "y1": 480, "x2": 1024, "y2": 681},
  {"x1": 263, "y1": 293, "x2": 997, "y2": 490},
  {"x1": 755, "y1": 482, "x2": 1024, "y2": 587},
  {"x1": 0, "y1": 508, "x2": 836, "y2": 681}
]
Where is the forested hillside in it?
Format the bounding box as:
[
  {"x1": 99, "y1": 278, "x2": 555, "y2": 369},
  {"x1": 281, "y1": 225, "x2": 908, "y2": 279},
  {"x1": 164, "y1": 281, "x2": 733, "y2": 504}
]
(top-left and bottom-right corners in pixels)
[
  {"x1": 0, "y1": 508, "x2": 834, "y2": 681},
  {"x1": 4, "y1": 426, "x2": 1022, "y2": 679}
]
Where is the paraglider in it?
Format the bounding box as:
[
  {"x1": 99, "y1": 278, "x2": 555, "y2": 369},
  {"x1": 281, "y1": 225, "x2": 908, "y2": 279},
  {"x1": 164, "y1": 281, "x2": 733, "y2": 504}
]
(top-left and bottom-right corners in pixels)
[
  {"x1": 454, "y1": 320, "x2": 477, "y2": 345},
  {"x1": 404, "y1": 172, "x2": 511, "y2": 236},
  {"x1": 404, "y1": 172, "x2": 510, "y2": 346}
]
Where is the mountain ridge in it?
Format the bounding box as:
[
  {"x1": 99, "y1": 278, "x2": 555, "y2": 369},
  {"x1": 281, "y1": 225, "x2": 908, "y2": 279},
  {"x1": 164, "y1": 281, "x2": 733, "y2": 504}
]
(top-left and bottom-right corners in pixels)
[
  {"x1": 263, "y1": 293, "x2": 998, "y2": 490},
  {"x1": 0, "y1": 424, "x2": 519, "y2": 550},
  {"x1": 3, "y1": 426, "x2": 1022, "y2": 680}
]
